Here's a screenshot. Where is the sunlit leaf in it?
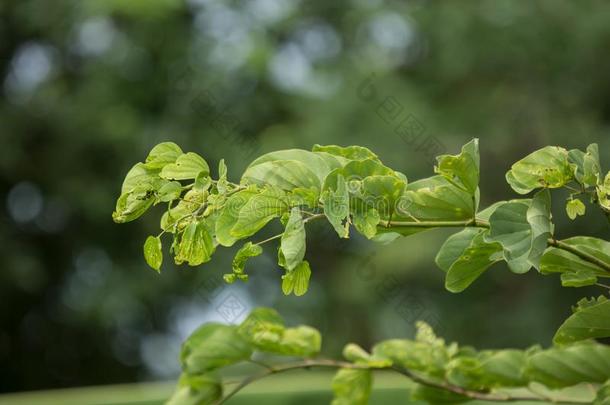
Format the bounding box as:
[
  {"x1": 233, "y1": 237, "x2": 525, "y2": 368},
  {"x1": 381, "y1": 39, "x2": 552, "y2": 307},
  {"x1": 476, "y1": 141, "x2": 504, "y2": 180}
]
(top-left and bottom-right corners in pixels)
[
  {"x1": 281, "y1": 260, "x2": 311, "y2": 296},
  {"x1": 566, "y1": 198, "x2": 586, "y2": 220},
  {"x1": 143, "y1": 235, "x2": 163, "y2": 272},
  {"x1": 506, "y1": 146, "x2": 573, "y2": 194},
  {"x1": 181, "y1": 323, "x2": 252, "y2": 374},
  {"x1": 231, "y1": 187, "x2": 289, "y2": 238},
  {"x1": 280, "y1": 207, "x2": 306, "y2": 270},
  {"x1": 145, "y1": 142, "x2": 183, "y2": 170},
  {"x1": 435, "y1": 138, "x2": 480, "y2": 194},
  {"x1": 175, "y1": 221, "x2": 215, "y2": 266},
  {"x1": 331, "y1": 369, "x2": 372, "y2": 405},
  {"x1": 160, "y1": 152, "x2": 210, "y2": 180},
  {"x1": 166, "y1": 373, "x2": 222, "y2": 405}
]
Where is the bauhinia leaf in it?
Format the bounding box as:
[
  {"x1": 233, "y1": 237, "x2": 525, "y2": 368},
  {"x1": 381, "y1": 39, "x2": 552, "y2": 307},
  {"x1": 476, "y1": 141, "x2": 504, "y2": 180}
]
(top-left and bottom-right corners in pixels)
[
  {"x1": 166, "y1": 373, "x2": 222, "y2": 405},
  {"x1": 175, "y1": 221, "x2": 215, "y2": 266},
  {"x1": 143, "y1": 235, "x2": 163, "y2": 272},
  {"x1": 525, "y1": 341, "x2": 610, "y2": 387},
  {"x1": 225, "y1": 242, "x2": 263, "y2": 283},
  {"x1": 280, "y1": 207, "x2": 306, "y2": 270},
  {"x1": 331, "y1": 368, "x2": 372, "y2": 405},
  {"x1": 231, "y1": 187, "x2": 289, "y2": 238},
  {"x1": 505, "y1": 146, "x2": 573, "y2": 194},
  {"x1": 181, "y1": 323, "x2": 252, "y2": 374},
  {"x1": 566, "y1": 198, "x2": 586, "y2": 220},
  {"x1": 540, "y1": 236, "x2": 610, "y2": 284},
  {"x1": 160, "y1": 152, "x2": 210, "y2": 180},
  {"x1": 568, "y1": 144, "x2": 601, "y2": 188},
  {"x1": 435, "y1": 138, "x2": 480, "y2": 194},
  {"x1": 554, "y1": 296, "x2": 610, "y2": 344},
  {"x1": 281, "y1": 260, "x2": 311, "y2": 296},
  {"x1": 215, "y1": 189, "x2": 258, "y2": 247},
  {"x1": 322, "y1": 175, "x2": 350, "y2": 238},
  {"x1": 444, "y1": 230, "x2": 503, "y2": 292},
  {"x1": 145, "y1": 142, "x2": 183, "y2": 170}
]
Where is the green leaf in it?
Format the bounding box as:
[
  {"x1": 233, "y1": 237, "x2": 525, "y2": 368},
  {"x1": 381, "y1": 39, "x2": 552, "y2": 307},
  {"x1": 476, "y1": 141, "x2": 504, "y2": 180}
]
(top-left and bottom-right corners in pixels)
[
  {"x1": 157, "y1": 181, "x2": 183, "y2": 203},
  {"x1": 323, "y1": 159, "x2": 395, "y2": 192},
  {"x1": 143, "y1": 236, "x2": 163, "y2": 272},
  {"x1": 160, "y1": 152, "x2": 210, "y2": 180},
  {"x1": 112, "y1": 186, "x2": 155, "y2": 223},
  {"x1": 237, "y1": 308, "x2": 321, "y2": 356},
  {"x1": 597, "y1": 172, "x2": 610, "y2": 212},
  {"x1": 215, "y1": 189, "x2": 258, "y2": 247},
  {"x1": 313, "y1": 144, "x2": 380, "y2": 161},
  {"x1": 554, "y1": 296, "x2": 610, "y2": 344},
  {"x1": 436, "y1": 228, "x2": 482, "y2": 272},
  {"x1": 526, "y1": 189, "x2": 553, "y2": 269},
  {"x1": 145, "y1": 142, "x2": 183, "y2": 170},
  {"x1": 322, "y1": 175, "x2": 350, "y2": 238},
  {"x1": 505, "y1": 146, "x2": 573, "y2": 194},
  {"x1": 569, "y1": 144, "x2": 601, "y2": 188},
  {"x1": 478, "y1": 349, "x2": 528, "y2": 387},
  {"x1": 540, "y1": 236, "x2": 610, "y2": 278},
  {"x1": 566, "y1": 198, "x2": 586, "y2": 220},
  {"x1": 331, "y1": 369, "x2": 372, "y2": 405},
  {"x1": 181, "y1": 323, "x2": 252, "y2": 374},
  {"x1": 280, "y1": 208, "x2": 306, "y2": 270},
  {"x1": 120, "y1": 162, "x2": 159, "y2": 194},
  {"x1": 486, "y1": 201, "x2": 533, "y2": 273},
  {"x1": 175, "y1": 221, "x2": 215, "y2": 266},
  {"x1": 397, "y1": 176, "x2": 476, "y2": 223},
  {"x1": 595, "y1": 381, "x2": 610, "y2": 405},
  {"x1": 352, "y1": 208, "x2": 380, "y2": 239},
  {"x1": 231, "y1": 187, "x2": 289, "y2": 239},
  {"x1": 242, "y1": 159, "x2": 322, "y2": 190},
  {"x1": 217, "y1": 159, "x2": 228, "y2": 194},
  {"x1": 361, "y1": 175, "x2": 407, "y2": 218},
  {"x1": 231, "y1": 242, "x2": 263, "y2": 277},
  {"x1": 281, "y1": 260, "x2": 311, "y2": 296},
  {"x1": 342, "y1": 343, "x2": 392, "y2": 368},
  {"x1": 560, "y1": 270, "x2": 597, "y2": 287},
  {"x1": 435, "y1": 139, "x2": 480, "y2": 194},
  {"x1": 526, "y1": 341, "x2": 610, "y2": 387},
  {"x1": 444, "y1": 230, "x2": 503, "y2": 292},
  {"x1": 166, "y1": 373, "x2": 222, "y2": 405},
  {"x1": 486, "y1": 192, "x2": 552, "y2": 274}
]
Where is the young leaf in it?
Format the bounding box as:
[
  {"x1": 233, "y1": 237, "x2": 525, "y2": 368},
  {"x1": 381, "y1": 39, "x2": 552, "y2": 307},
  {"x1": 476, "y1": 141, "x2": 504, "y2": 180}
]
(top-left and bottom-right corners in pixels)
[
  {"x1": 217, "y1": 159, "x2": 228, "y2": 194},
  {"x1": 566, "y1": 198, "x2": 586, "y2": 220},
  {"x1": 160, "y1": 152, "x2": 210, "y2": 180},
  {"x1": 112, "y1": 186, "x2": 155, "y2": 223},
  {"x1": 486, "y1": 200, "x2": 533, "y2": 273},
  {"x1": 313, "y1": 144, "x2": 380, "y2": 161},
  {"x1": 175, "y1": 222, "x2": 215, "y2": 266},
  {"x1": 568, "y1": 144, "x2": 601, "y2": 188},
  {"x1": 241, "y1": 159, "x2": 321, "y2": 190},
  {"x1": 229, "y1": 242, "x2": 263, "y2": 281},
  {"x1": 143, "y1": 235, "x2": 163, "y2": 272},
  {"x1": 166, "y1": 373, "x2": 222, "y2": 405},
  {"x1": 281, "y1": 260, "x2": 311, "y2": 296},
  {"x1": 231, "y1": 187, "x2": 289, "y2": 238},
  {"x1": 352, "y1": 208, "x2": 380, "y2": 239},
  {"x1": 181, "y1": 323, "x2": 252, "y2": 374},
  {"x1": 145, "y1": 142, "x2": 183, "y2": 170},
  {"x1": 554, "y1": 296, "x2": 610, "y2": 344},
  {"x1": 120, "y1": 162, "x2": 159, "y2": 194},
  {"x1": 435, "y1": 138, "x2": 480, "y2": 194},
  {"x1": 215, "y1": 189, "x2": 258, "y2": 247},
  {"x1": 597, "y1": 172, "x2": 610, "y2": 212},
  {"x1": 322, "y1": 175, "x2": 350, "y2": 238},
  {"x1": 444, "y1": 231, "x2": 503, "y2": 292},
  {"x1": 280, "y1": 207, "x2": 306, "y2": 270},
  {"x1": 361, "y1": 175, "x2": 406, "y2": 219},
  {"x1": 505, "y1": 146, "x2": 573, "y2": 194},
  {"x1": 157, "y1": 181, "x2": 183, "y2": 203},
  {"x1": 560, "y1": 270, "x2": 597, "y2": 287},
  {"x1": 331, "y1": 369, "x2": 372, "y2": 405}
]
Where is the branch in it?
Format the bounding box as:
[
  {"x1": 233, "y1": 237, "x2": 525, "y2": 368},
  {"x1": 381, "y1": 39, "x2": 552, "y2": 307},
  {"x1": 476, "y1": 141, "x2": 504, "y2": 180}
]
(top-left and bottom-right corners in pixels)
[{"x1": 215, "y1": 359, "x2": 590, "y2": 405}]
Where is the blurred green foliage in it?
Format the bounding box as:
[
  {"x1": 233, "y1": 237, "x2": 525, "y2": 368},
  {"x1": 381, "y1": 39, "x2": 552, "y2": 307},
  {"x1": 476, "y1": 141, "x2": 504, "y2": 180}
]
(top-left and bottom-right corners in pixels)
[{"x1": 1, "y1": 0, "x2": 610, "y2": 395}]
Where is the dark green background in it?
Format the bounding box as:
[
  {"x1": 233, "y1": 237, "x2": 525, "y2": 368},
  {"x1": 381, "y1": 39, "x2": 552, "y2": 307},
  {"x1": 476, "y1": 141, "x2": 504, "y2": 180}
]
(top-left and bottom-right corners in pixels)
[{"x1": 1, "y1": 0, "x2": 609, "y2": 399}]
